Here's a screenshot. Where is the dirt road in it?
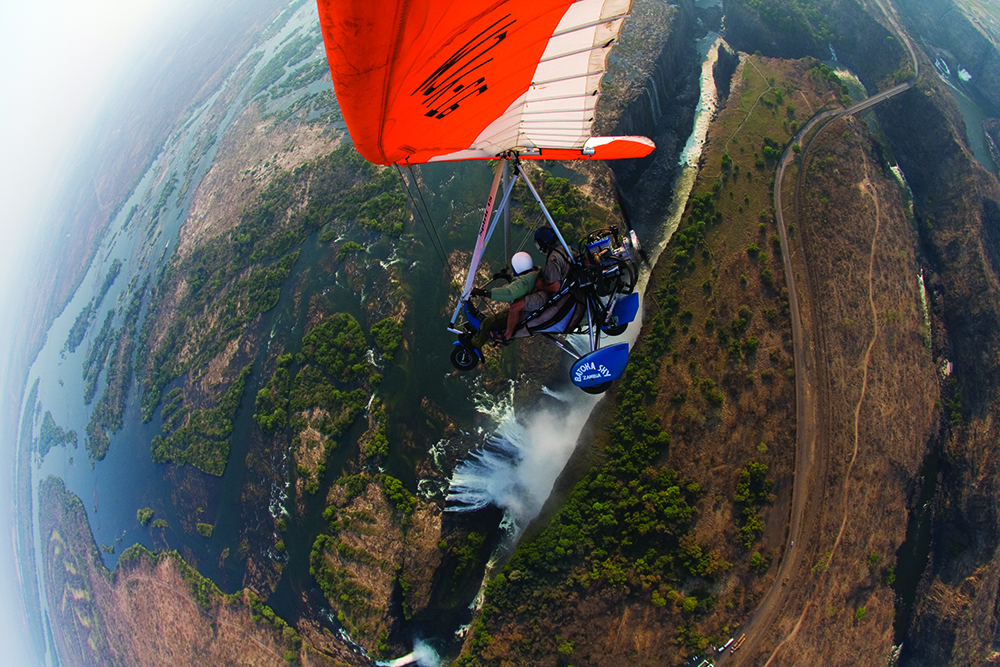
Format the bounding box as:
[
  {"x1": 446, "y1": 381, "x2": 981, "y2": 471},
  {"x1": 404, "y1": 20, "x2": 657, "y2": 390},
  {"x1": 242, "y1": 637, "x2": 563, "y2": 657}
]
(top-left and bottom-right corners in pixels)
[{"x1": 717, "y1": 16, "x2": 919, "y2": 662}]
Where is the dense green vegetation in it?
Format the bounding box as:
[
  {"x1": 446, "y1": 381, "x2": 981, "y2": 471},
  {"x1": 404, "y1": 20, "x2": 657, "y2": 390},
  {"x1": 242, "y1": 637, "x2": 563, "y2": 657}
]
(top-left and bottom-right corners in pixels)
[
  {"x1": 150, "y1": 364, "x2": 252, "y2": 475},
  {"x1": 740, "y1": 0, "x2": 836, "y2": 45},
  {"x1": 511, "y1": 170, "x2": 613, "y2": 239},
  {"x1": 139, "y1": 145, "x2": 406, "y2": 423},
  {"x1": 254, "y1": 309, "x2": 387, "y2": 506},
  {"x1": 249, "y1": 31, "x2": 323, "y2": 98},
  {"x1": 151, "y1": 173, "x2": 178, "y2": 222},
  {"x1": 302, "y1": 313, "x2": 367, "y2": 380},
  {"x1": 378, "y1": 474, "x2": 415, "y2": 515},
  {"x1": 196, "y1": 522, "x2": 214, "y2": 537},
  {"x1": 254, "y1": 313, "x2": 375, "y2": 447},
  {"x1": 85, "y1": 277, "x2": 148, "y2": 462},
  {"x1": 370, "y1": 317, "x2": 402, "y2": 359},
  {"x1": 291, "y1": 315, "x2": 370, "y2": 431},
  {"x1": 253, "y1": 354, "x2": 293, "y2": 433},
  {"x1": 64, "y1": 259, "x2": 122, "y2": 354},
  {"x1": 37, "y1": 411, "x2": 77, "y2": 458},
  {"x1": 122, "y1": 204, "x2": 139, "y2": 231},
  {"x1": 136, "y1": 508, "x2": 154, "y2": 526},
  {"x1": 141, "y1": 251, "x2": 298, "y2": 422},
  {"x1": 271, "y1": 58, "x2": 328, "y2": 99},
  {"x1": 82, "y1": 310, "x2": 116, "y2": 404},
  {"x1": 734, "y1": 461, "x2": 774, "y2": 548}
]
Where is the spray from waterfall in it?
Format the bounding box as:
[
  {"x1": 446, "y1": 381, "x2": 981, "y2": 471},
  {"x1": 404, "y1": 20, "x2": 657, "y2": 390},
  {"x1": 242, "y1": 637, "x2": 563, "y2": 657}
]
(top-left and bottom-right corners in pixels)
[
  {"x1": 377, "y1": 638, "x2": 442, "y2": 667},
  {"x1": 446, "y1": 388, "x2": 599, "y2": 528}
]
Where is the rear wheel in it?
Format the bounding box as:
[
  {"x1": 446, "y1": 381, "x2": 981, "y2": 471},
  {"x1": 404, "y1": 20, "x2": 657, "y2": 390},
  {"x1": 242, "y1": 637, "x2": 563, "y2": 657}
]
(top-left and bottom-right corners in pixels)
[
  {"x1": 580, "y1": 381, "x2": 612, "y2": 395},
  {"x1": 603, "y1": 323, "x2": 627, "y2": 337},
  {"x1": 450, "y1": 344, "x2": 479, "y2": 371}
]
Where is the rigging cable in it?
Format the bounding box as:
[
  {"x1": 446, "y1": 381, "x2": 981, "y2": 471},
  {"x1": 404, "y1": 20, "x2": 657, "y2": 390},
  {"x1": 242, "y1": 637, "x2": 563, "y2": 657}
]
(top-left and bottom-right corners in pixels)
[
  {"x1": 407, "y1": 165, "x2": 450, "y2": 268},
  {"x1": 394, "y1": 165, "x2": 448, "y2": 269}
]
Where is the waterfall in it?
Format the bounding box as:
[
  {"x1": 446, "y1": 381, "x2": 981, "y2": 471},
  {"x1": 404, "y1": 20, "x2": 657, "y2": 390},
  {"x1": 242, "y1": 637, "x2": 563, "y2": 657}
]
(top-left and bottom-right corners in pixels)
[
  {"x1": 445, "y1": 389, "x2": 600, "y2": 528},
  {"x1": 648, "y1": 75, "x2": 663, "y2": 119}
]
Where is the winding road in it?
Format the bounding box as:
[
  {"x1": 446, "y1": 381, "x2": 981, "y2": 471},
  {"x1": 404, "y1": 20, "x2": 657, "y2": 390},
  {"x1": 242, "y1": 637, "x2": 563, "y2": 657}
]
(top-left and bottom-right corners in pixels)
[{"x1": 716, "y1": 2, "x2": 920, "y2": 663}]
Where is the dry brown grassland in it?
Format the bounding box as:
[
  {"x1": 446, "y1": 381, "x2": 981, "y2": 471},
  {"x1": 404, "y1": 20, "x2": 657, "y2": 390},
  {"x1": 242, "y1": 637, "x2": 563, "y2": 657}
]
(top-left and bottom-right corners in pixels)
[{"x1": 736, "y1": 104, "x2": 938, "y2": 667}]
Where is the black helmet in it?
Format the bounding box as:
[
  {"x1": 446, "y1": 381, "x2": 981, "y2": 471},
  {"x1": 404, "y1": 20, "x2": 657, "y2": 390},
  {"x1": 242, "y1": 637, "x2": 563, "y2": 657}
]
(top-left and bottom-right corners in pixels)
[{"x1": 534, "y1": 227, "x2": 558, "y2": 251}]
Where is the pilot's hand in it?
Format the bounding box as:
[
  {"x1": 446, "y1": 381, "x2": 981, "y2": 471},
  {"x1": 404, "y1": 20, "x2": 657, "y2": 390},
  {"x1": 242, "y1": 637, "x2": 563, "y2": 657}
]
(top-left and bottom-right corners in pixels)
[
  {"x1": 493, "y1": 269, "x2": 512, "y2": 281},
  {"x1": 471, "y1": 287, "x2": 490, "y2": 298}
]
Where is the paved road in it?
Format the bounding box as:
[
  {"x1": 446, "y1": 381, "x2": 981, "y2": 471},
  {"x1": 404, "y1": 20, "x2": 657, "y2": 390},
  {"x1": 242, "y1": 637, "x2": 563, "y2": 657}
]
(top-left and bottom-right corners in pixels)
[{"x1": 715, "y1": 13, "x2": 918, "y2": 664}]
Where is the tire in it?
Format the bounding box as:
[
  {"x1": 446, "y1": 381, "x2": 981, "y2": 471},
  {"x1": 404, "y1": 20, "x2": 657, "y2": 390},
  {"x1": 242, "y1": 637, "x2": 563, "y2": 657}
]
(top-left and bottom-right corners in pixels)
[
  {"x1": 450, "y1": 344, "x2": 479, "y2": 371},
  {"x1": 580, "y1": 381, "x2": 612, "y2": 395},
  {"x1": 618, "y1": 261, "x2": 636, "y2": 294},
  {"x1": 603, "y1": 323, "x2": 627, "y2": 337}
]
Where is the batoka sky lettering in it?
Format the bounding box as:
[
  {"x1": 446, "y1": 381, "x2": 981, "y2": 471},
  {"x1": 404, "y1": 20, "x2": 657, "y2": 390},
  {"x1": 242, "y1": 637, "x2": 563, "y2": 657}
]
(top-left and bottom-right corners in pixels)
[
  {"x1": 413, "y1": 15, "x2": 515, "y2": 119},
  {"x1": 574, "y1": 361, "x2": 612, "y2": 385}
]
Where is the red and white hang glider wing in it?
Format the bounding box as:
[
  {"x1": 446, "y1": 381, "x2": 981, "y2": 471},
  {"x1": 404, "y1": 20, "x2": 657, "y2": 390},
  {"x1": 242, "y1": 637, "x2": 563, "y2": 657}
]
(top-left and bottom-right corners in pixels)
[{"x1": 316, "y1": 0, "x2": 655, "y2": 165}]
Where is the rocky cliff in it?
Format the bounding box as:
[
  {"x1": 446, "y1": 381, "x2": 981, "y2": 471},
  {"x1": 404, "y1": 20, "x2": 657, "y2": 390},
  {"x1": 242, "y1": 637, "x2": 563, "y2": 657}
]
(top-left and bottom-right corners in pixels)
[
  {"x1": 896, "y1": 0, "x2": 1000, "y2": 115},
  {"x1": 595, "y1": 0, "x2": 701, "y2": 225},
  {"x1": 876, "y1": 69, "x2": 1000, "y2": 666}
]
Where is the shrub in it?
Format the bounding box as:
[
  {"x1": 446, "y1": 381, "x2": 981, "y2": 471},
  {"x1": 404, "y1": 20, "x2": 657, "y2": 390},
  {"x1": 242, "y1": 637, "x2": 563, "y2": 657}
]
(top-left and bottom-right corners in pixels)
[
  {"x1": 137, "y1": 507, "x2": 154, "y2": 526},
  {"x1": 370, "y1": 317, "x2": 403, "y2": 357}
]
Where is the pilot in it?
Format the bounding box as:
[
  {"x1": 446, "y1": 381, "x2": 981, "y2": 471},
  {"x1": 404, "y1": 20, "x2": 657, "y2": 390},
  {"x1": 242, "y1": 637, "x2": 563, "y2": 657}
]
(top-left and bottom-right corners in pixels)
[
  {"x1": 467, "y1": 251, "x2": 538, "y2": 349},
  {"x1": 501, "y1": 227, "x2": 570, "y2": 339}
]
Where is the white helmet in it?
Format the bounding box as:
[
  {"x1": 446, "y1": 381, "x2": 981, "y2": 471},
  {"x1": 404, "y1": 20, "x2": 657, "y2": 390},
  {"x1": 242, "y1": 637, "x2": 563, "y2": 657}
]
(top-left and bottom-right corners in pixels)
[{"x1": 511, "y1": 251, "x2": 533, "y2": 275}]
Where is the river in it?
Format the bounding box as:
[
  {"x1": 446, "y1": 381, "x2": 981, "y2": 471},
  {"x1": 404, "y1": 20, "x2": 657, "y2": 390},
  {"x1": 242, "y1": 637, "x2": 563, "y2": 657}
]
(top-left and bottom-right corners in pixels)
[{"x1": 18, "y1": 5, "x2": 335, "y2": 665}]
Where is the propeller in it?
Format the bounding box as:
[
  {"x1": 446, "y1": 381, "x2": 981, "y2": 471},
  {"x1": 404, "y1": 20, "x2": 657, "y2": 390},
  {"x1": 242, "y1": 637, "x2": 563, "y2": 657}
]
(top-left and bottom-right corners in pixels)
[{"x1": 610, "y1": 174, "x2": 650, "y2": 266}]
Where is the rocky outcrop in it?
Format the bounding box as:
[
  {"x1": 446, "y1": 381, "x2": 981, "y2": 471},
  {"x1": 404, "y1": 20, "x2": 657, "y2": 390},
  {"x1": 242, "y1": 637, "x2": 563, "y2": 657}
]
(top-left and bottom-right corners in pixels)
[{"x1": 713, "y1": 40, "x2": 739, "y2": 102}]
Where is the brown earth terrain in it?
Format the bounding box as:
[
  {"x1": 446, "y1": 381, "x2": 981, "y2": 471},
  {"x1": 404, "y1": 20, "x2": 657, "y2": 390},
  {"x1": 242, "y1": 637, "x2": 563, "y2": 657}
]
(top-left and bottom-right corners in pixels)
[
  {"x1": 39, "y1": 475, "x2": 371, "y2": 667},
  {"x1": 317, "y1": 480, "x2": 443, "y2": 652},
  {"x1": 178, "y1": 101, "x2": 342, "y2": 261}
]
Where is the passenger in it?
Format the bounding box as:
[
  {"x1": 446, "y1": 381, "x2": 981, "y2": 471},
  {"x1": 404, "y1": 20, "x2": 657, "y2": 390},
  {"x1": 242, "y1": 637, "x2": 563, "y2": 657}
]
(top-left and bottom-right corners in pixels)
[
  {"x1": 502, "y1": 227, "x2": 570, "y2": 339},
  {"x1": 467, "y1": 251, "x2": 538, "y2": 349}
]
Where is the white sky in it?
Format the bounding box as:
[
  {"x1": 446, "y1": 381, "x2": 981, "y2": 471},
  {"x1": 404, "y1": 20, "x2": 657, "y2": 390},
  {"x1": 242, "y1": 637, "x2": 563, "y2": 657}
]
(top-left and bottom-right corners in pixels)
[
  {"x1": 0, "y1": 0, "x2": 187, "y2": 314},
  {"x1": 0, "y1": 1, "x2": 187, "y2": 664}
]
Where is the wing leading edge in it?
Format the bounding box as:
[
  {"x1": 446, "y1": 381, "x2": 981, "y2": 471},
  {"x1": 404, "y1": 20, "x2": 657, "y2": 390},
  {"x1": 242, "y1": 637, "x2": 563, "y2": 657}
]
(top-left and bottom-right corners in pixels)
[{"x1": 316, "y1": 0, "x2": 654, "y2": 164}]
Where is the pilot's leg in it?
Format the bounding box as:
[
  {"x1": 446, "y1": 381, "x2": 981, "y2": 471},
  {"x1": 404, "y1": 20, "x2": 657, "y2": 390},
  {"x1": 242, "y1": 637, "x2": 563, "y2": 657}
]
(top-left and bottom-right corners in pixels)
[
  {"x1": 504, "y1": 299, "x2": 526, "y2": 339},
  {"x1": 471, "y1": 308, "x2": 508, "y2": 348}
]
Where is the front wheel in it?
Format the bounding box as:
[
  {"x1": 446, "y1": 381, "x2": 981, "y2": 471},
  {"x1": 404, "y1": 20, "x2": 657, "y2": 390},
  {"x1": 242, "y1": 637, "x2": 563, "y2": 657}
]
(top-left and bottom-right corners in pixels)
[{"x1": 450, "y1": 344, "x2": 479, "y2": 371}]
